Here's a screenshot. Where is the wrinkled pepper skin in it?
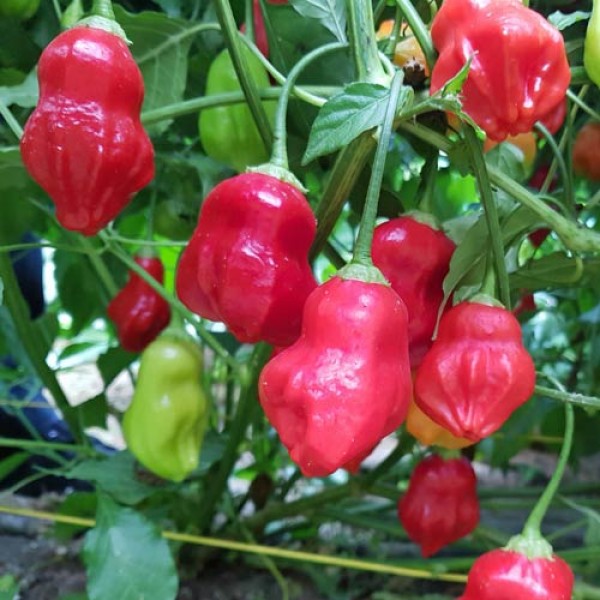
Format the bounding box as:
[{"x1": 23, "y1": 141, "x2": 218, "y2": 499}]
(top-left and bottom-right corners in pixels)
[
  {"x1": 430, "y1": 0, "x2": 570, "y2": 141},
  {"x1": 459, "y1": 549, "x2": 574, "y2": 600},
  {"x1": 414, "y1": 301, "x2": 536, "y2": 442},
  {"x1": 123, "y1": 335, "x2": 207, "y2": 482},
  {"x1": 20, "y1": 26, "x2": 154, "y2": 235},
  {"x1": 176, "y1": 173, "x2": 317, "y2": 346},
  {"x1": 199, "y1": 45, "x2": 276, "y2": 173},
  {"x1": 398, "y1": 455, "x2": 479, "y2": 557},
  {"x1": 107, "y1": 256, "x2": 171, "y2": 353},
  {"x1": 372, "y1": 215, "x2": 455, "y2": 368},
  {"x1": 259, "y1": 276, "x2": 412, "y2": 477},
  {"x1": 573, "y1": 122, "x2": 600, "y2": 181},
  {"x1": 406, "y1": 399, "x2": 472, "y2": 450}
]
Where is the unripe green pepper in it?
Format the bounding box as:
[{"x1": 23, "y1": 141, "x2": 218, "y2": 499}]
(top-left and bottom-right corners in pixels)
[
  {"x1": 199, "y1": 45, "x2": 276, "y2": 172},
  {"x1": 123, "y1": 333, "x2": 207, "y2": 482},
  {"x1": 585, "y1": 0, "x2": 600, "y2": 88},
  {"x1": 0, "y1": 0, "x2": 40, "y2": 20}
]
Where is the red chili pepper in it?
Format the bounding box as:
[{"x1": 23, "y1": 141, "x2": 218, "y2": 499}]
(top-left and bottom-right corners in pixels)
[
  {"x1": 459, "y1": 548, "x2": 574, "y2": 599},
  {"x1": 20, "y1": 25, "x2": 154, "y2": 235},
  {"x1": 176, "y1": 173, "x2": 317, "y2": 346},
  {"x1": 430, "y1": 0, "x2": 570, "y2": 141},
  {"x1": 258, "y1": 276, "x2": 412, "y2": 477},
  {"x1": 107, "y1": 256, "x2": 171, "y2": 353},
  {"x1": 372, "y1": 214, "x2": 455, "y2": 368},
  {"x1": 414, "y1": 299, "x2": 536, "y2": 442},
  {"x1": 398, "y1": 455, "x2": 479, "y2": 557},
  {"x1": 240, "y1": 0, "x2": 269, "y2": 58},
  {"x1": 573, "y1": 122, "x2": 600, "y2": 181}
]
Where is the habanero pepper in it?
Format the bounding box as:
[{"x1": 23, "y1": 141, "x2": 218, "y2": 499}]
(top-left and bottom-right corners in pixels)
[
  {"x1": 107, "y1": 255, "x2": 171, "y2": 353},
  {"x1": 20, "y1": 25, "x2": 154, "y2": 235},
  {"x1": 398, "y1": 455, "x2": 479, "y2": 557},
  {"x1": 122, "y1": 333, "x2": 207, "y2": 482},
  {"x1": 258, "y1": 275, "x2": 412, "y2": 477},
  {"x1": 372, "y1": 214, "x2": 455, "y2": 368},
  {"x1": 573, "y1": 122, "x2": 600, "y2": 181},
  {"x1": 430, "y1": 0, "x2": 570, "y2": 141},
  {"x1": 199, "y1": 44, "x2": 276, "y2": 173},
  {"x1": 414, "y1": 298, "x2": 536, "y2": 442},
  {"x1": 176, "y1": 172, "x2": 317, "y2": 347},
  {"x1": 459, "y1": 548, "x2": 574, "y2": 599}
]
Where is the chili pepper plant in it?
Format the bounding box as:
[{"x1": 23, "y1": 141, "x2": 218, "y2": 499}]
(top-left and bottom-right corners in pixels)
[{"x1": 0, "y1": 0, "x2": 599, "y2": 598}]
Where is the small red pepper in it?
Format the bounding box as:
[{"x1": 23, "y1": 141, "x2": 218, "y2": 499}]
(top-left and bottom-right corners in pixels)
[
  {"x1": 430, "y1": 0, "x2": 570, "y2": 141},
  {"x1": 240, "y1": 0, "x2": 269, "y2": 58},
  {"x1": 398, "y1": 455, "x2": 479, "y2": 557},
  {"x1": 107, "y1": 256, "x2": 171, "y2": 353},
  {"x1": 176, "y1": 173, "x2": 317, "y2": 346},
  {"x1": 573, "y1": 122, "x2": 600, "y2": 181},
  {"x1": 20, "y1": 25, "x2": 154, "y2": 235},
  {"x1": 414, "y1": 299, "x2": 536, "y2": 442},
  {"x1": 372, "y1": 214, "x2": 455, "y2": 368},
  {"x1": 459, "y1": 548, "x2": 574, "y2": 599},
  {"x1": 259, "y1": 276, "x2": 411, "y2": 477}
]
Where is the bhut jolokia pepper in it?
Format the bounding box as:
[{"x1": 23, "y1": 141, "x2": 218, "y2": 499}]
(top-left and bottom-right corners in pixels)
[
  {"x1": 258, "y1": 274, "x2": 412, "y2": 477},
  {"x1": 122, "y1": 333, "x2": 207, "y2": 482},
  {"x1": 405, "y1": 399, "x2": 472, "y2": 450},
  {"x1": 414, "y1": 298, "x2": 536, "y2": 442},
  {"x1": 20, "y1": 24, "x2": 154, "y2": 235},
  {"x1": 398, "y1": 455, "x2": 479, "y2": 557},
  {"x1": 107, "y1": 255, "x2": 171, "y2": 353},
  {"x1": 199, "y1": 44, "x2": 276, "y2": 173},
  {"x1": 429, "y1": 0, "x2": 570, "y2": 141},
  {"x1": 176, "y1": 172, "x2": 317, "y2": 347},
  {"x1": 371, "y1": 214, "x2": 455, "y2": 368},
  {"x1": 459, "y1": 547, "x2": 574, "y2": 599}
]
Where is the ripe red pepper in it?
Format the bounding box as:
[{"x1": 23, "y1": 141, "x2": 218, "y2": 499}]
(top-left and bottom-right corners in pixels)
[
  {"x1": 573, "y1": 122, "x2": 600, "y2": 181},
  {"x1": 414, "y1": 299, "x2": 536, "y2": 442},
  {"x1": 430, "y1": 0, "x2": 570, "y2": 141},
  {"x1": 107, "y1": 256, "x2": 171, "y2": 353},
  {"x1": 20, "y1": 25, "x2": 154, "y2": 235},
  {"x1": 459, "y1": 549, "x2": 574, "y2": 599},
  {"x1": 176, "y1": 173, "x2": 317, "y2": 346},
  {"x1": 372, "y1": 214, "x2": 455, "y2": 368},
  {"x1": 240, "y1": 0, "x2": 269, "y2": 58},
  {"x1": 258, "y1": 276, "x2": 412, "y2": 477},
  {"x1": 398, "y1": 455, "x2": 479, "y2": 557}
]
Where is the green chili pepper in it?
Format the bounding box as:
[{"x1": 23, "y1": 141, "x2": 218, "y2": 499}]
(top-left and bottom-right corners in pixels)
[{"x1": 123, "y1": 333, "x2": 208, "y2": 482}]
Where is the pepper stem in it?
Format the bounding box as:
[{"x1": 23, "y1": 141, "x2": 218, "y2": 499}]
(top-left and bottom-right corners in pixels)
[
  {"x1": 91, "y1": 0, "x2": 115, "y2": 20},
  {"x1": 521, "y1": 400, "x2": 575, "y2": 538},
  {"x1": 351, "y1": 70, "x2": 404, "y2": 267}
]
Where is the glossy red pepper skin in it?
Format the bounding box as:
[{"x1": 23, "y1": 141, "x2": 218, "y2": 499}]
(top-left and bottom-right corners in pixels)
[
  {"x1": 259, "y1": 277, "x2": 412, "y2": 477},
  {"x1": 20, "y1": 26, "x2": 154, "y2": 235},
  {"x1": 372, "y1": 215, "x2": 455, "y2": 368},
  {"x1": 430, "y1": 0, "x2": 570, "y2": 141},
  {"x1": 414, "y1": 301, "x2": 536, "y2": 442},
  {"x1": 176, "y1": 173, "x2": 317, "y2": 346},
  {"x1": 241, "y1": 0, "x2": 269, "y2": 58},
  {"x1": 459, "y1": 549, "x2": 574, "y2": 600},
  {"x1": 398, "y1": 455, "x2": 479, "y2": 557},
  {"x1": 107, "y1": 256, "x2": 171, "y2": 353}
]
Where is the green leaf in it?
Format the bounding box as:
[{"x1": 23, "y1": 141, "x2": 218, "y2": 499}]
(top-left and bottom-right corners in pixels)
[
  {"x1": 289, "y1": 0, "x2": 347, "y2": 42},
  {"x1": 0, "y1": 452, "x2": 28, "y2": 481},
  {"x1": 54, "y1": 492, "x2": 98, "y2": 541},
  {"x1": 84, "y1": 494, "x2": 178, "y2": 600},
  {"x1": 66, "y1": 452, "x2": 157, "y2": 506},
  {"x1": 97, "y1": 347, "x2": 136, "y2": 388},
  {"x1": 0, "y1": 69, "x2": 38, "y2": 108},
  {"x1": 548, "y1": 10, "x2": 590, "y2": 30},
  {"x1": 0, "y1": 574, "x2": 18, "y2": 600},
  {"x1": 79, "y1": 394, "x2": 109, "y2": 430},
  {"x1": 115, "y1": 7, "x2": 197, "y2": 134},
  {"x1": 0, "y1": 276, "x2": 3, "y2": 306},
  {"x1": 485, "y1": 143, "x2": 526, "y2": 183},
  {"x1": 510, "y1": 254, "x2": 587, "y2": 290},
  {"x1": 441, "y1": 56, "x2": 472, "y2": 96},
  {"x1": 562, "y1": 497, "x2": 600, "y2": 546},
  {"x1": 303, "y1": 82, "x2": 412, "y2": 164}
]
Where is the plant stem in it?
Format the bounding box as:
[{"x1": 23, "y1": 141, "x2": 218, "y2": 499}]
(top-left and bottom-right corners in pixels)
[
  {"x1": 463, "y1": 126, "x2": 510, "y2": 308},
  {"x1": 196, "y1": 344, "x2": 271, "y2": 533},
  {"x1": 352, "y1": 71, "x2": 403, "y2": 266},
  {"x1": 214, "y1": 0, "x2": 272, "y2": 154},
  {"x1": 0, "y1": 253, "x2": 81, "y2": 441},
  {"x1": 91, "y1": 0, "x2": 115, "y2": 19},
  {"x1": 271, "y1": 42, "x2": 347, "y2": 169},
  {"x1": 0, "y1": 100, "x2": 24, "y2": 140},
  {"x1": 346, "y1": 0, "x2": 388, "y2": 85},
  {"x1": 0, "y1": 436, "x2": 95, "y2": 455},
  {"x1": 522, "y1": 403, "x2": 574, "y2": 537},
  {"x1": 395, "y1": 0, "x2": 436, "y2": 72},
  {"x1": 535, "y1": 384, "x2": 600, "y2": 410}
]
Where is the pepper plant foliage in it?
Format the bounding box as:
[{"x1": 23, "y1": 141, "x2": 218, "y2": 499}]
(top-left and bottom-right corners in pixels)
[{"x1": 1, "y1": 0, "x2": 600, "y2": 599}]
